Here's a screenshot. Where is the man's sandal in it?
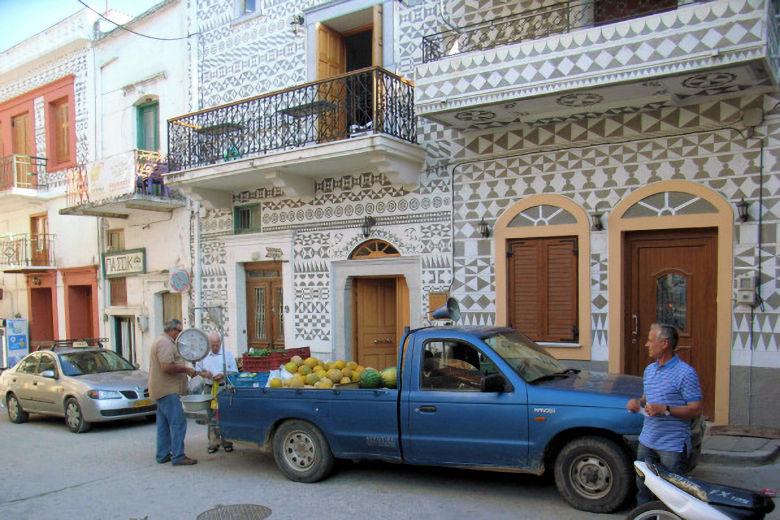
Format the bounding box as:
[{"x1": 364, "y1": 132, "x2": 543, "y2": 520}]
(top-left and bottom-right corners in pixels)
[
  {"x1": 207, "y1": 446, "x2": 219, "y2": 454},
  {"x1": 223, "y1": 445, "x2": 233, "y2": 453}
]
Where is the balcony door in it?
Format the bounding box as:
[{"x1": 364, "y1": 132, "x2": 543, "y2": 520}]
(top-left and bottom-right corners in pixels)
[
  {"x1": 246, "y1": 262, "x2": 284, "y2": 350},
  {"x1": 315, "y1": 5, "x2": 382, "y2": 141},
  {"x1": 30, "y1": 214, "x2": 49, "y2": 266},
  {"x1": 11, "y1": 112, "x2": 32, "y2": 184}
]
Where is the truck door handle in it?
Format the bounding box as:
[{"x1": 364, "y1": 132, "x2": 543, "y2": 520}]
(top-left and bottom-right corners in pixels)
[{"x1": 417, "y1": 405, "x2": 436, "y2": 413}]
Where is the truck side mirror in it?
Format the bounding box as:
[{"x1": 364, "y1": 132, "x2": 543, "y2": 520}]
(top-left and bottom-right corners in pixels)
[{"x1": 481, "y1": 373, "x2": 511, "y2": 393}]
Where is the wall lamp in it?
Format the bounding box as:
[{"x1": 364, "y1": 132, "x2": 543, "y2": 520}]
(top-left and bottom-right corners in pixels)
[
  {"x1": 31, "y1": 276, "x2": 41, "y2": 286},
  {"x1": 290, "y1": 15, "x2": 304, "y2": 36},
  {"x1": 478, "y1": 218, "x2": 491, "y2": 238},
  {"x1": 590, "y1": 211, "x2": 604, "y2": 231},
  {"x1": 736, "y1": 198, "x2": 750, "y2": 222},
  {"x1": 362, "y1": 216, "x2": 376, "y2": 238}
]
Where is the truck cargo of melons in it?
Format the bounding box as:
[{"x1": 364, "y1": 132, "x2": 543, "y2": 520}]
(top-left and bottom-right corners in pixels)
[{"x1": 217, "y1": 323, "x2": 702, "y2": 513}]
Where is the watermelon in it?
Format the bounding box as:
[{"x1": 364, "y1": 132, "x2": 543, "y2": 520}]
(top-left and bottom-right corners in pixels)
[
  {"x1": 359, "y1": 368, "x2": 382, "y2": 389},
  {"x1": 380, "y1": 366, "x2": 397, "y2": 388}
]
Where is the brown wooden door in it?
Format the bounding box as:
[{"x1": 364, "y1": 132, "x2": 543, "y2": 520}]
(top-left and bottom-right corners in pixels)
[
  {"x1": 316, "y1": 22, "x2": 347, "y2": 142},
  {"x1": 354, "y1": 277, "x2": 397, "y2": 369},
  {"x1": 67, "y1": 285, "x2": 94, "y2": 339},
  {"x1": 12, "y1": 113, "x2": 32, "y2": 183},
  {"x1": 624, "y1": 229, "x2": 717, "y2": 419},
  {"x1": 30, "y1": 214, "x2": 49, "y2": 266},
  {"x1": 246, "y1": 263, "x2": 283, "y2": 350}
]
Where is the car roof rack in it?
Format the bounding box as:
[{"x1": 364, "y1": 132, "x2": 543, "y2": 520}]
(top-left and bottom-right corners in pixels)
[{"x1": 36, "y1": 338, "x2": 109, "y2": 351}]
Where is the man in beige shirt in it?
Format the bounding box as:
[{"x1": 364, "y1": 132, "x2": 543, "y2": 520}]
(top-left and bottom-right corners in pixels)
[{"x1": 149, "y1": 319, "x2": 198, "y2": 466}]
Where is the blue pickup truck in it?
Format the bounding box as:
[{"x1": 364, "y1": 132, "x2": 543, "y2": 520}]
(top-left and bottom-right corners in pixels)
[{"x1": 218, "y1": 325, "x2": 684, "y2": 513}]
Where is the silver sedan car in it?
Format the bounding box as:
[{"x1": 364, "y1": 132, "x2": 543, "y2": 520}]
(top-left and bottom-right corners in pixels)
[{"x1": 0, "y1": 346, "x2": 155, "y2": 433}]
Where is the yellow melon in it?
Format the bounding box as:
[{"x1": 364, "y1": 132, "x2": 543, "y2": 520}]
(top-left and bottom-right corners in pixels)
[
  {"x1": 269, "y1": 378, "x2": 283, "y2": 388},
  {"x1": 290, "y1": 355, "x2": 304, "y2": 366},
  {"x1": 315, "y1": 377, "x2": 333, "y2": 389},
  {"x1": 287, "y1": 375, "x2": 305, "y2": 388},
  {"x1": 303, "y1": 357, "x2": 319, "y2": 369},
  {"x1": 305, "y1": 373, "x2": 320, "y2": 386},
  {"x1": 297, "y1": 365, "x2": 312, "y2": 376},
  {"x1": 339, "y1": 377, "x2": 351, "y2": 384},
  {"x1": 326, "y1": 368, "x2": 343, "y2": 382},
  {"x1": 333, "y1": 360, "x2": 346, "y2": 370},
  {"x1": 284, "y1": 361, "x2": 299, "y2": 374}
]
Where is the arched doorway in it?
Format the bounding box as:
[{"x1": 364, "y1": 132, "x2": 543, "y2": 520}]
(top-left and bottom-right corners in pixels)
[
  {"x1": 608, "y1": 181, "x2": 733, "y2": 424},
  {"x1": 348, "y1": 240, "x2": 409, "y2": 369}
]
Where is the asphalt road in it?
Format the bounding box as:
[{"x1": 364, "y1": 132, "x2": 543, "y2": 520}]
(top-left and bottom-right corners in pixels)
[{"x1": 0, "y1": 411, "x2": 777, "y2": 520}]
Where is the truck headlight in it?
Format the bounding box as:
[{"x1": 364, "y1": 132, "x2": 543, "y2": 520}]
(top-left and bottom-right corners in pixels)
[{"x1": 87, "y1": 389, "x2": 122, "y2": 399}]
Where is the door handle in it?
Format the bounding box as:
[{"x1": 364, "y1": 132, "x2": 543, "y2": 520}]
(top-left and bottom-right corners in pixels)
[
  {"x1": 373, "y1": 338, "x2": 392, "y2": 344},
  {"x1": 632, "y1": 315, "x2": 639, "y2": 336},
  {"x1": 418, "y1": 405, "x2": 436, "y2": 413}
]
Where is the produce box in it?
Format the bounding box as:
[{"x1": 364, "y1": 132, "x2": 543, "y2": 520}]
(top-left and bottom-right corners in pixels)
[
  {"x1": 228, "y1": 372, "x2": 270, "y2": 388},
  {"x1": 242, "y1": 346, "x2": 311, "y2": 372}
]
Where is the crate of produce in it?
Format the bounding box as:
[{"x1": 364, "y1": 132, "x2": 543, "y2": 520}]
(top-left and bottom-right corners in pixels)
[
  {"x1": 242, "y1": 346, "x2": 311, "y2": 372},
  {"x1": 228, "y1": 372, "x2": 270, "y2": 388}
]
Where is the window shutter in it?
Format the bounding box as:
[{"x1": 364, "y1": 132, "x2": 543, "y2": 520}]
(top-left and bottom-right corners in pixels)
[
  {"x1": 55, "y1": 101, "x2": 70, "y2": 162},
  {"x1": 509, "y1": 241, "x2": 540, "y2": 338},
  {"x1": 545, "y1": 239, "x2": 578, "y2": 341},
  {"x1": 508, "y1": 237, "x2": 578, "y2": 343}
]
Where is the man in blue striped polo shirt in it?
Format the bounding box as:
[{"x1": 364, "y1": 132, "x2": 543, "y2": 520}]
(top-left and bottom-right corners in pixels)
[{"x1": 626, "y1": 323, "x2": 702, "y2": 505}]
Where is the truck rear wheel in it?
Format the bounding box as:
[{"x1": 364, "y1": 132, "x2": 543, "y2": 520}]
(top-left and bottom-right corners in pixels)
[
  {"x1": 553, "y1": 436, "x2": 631, "y2": 513},
  {"x1": 273, "y1": 420, "x2": 334, "y2": 483}
]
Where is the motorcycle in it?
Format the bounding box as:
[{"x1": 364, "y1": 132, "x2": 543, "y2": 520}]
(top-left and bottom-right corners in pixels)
[{"x1": 627, "y1": 460, "x2": 775, "y2": 520}]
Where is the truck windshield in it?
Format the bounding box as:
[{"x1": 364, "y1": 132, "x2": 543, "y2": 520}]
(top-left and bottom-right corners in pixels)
[{"x1": 483, "y1": 331, "x2": 570, "y2": 383}]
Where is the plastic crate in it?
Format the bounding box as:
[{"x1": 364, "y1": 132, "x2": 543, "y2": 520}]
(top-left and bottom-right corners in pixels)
[
  {"x1": 228, "y1": 372, "x2": 270, "y2": 388},
  {"x1": 242, "y1": 347, "x2": 311, "y2": 372}
]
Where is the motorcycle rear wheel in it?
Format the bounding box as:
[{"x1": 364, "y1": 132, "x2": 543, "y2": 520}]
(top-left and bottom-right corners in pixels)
[{"x1": 625, "y1": 500, "x2": 683, "y2": 520}]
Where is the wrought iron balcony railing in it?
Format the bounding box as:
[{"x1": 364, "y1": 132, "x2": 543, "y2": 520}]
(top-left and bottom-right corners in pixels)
[
  {"x1": 65, "y1": 149, "x2": 171, "y2": 207},
  {"x1": 422, "y1": 0, "x2": 705, "y2": 63},
  {"x1": 167, "y1": 66, "x2": 416, "y2": 172},
  {"x1": 0, "y1": 233, "x2": 56, "y2": 269},
  {"x1": 0, "y1": 154, "x2": 48, "y2": 191}
]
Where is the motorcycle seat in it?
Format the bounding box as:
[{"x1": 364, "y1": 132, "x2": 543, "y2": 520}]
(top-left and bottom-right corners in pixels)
[{"x1": 647, "y1": 461, "x2": 775, "y2": 515}]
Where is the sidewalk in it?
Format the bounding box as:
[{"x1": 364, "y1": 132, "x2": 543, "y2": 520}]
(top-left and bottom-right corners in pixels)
[{"x1": 700, "y1": 424, "x2": 780, "y2": 465}]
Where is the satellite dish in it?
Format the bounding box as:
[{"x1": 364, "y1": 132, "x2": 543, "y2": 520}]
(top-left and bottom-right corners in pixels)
[
  {"x1": 431, "y1": 297, "x2": 460, "y2": 322},
  {"x1": 176, "y1": 328, "x2": 210, "y2": 362}
]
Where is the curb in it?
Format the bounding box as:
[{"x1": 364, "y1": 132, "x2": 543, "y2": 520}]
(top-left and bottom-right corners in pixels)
[{"x1": 700, "y1": 439, "x2": 780, "y2": 466}]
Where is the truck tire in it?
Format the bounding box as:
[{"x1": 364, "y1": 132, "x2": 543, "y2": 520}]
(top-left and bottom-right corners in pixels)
[
  {"x1": 273, "y1": 420, "x2": 334, "y2": 483},
  {"x1": 6, "y1": 393, "x2": 29, "y2": 423},
  {"x1": 553, "y1": 436, "x2": 632, "y2": 513},
  {"x1": 625, "y1": 500, "x2": 682, "y2": 520}
]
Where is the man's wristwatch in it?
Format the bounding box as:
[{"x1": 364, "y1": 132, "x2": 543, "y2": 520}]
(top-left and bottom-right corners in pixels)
[{"x1": 664, "y1": 405, "x2": 671, "y2": 416}]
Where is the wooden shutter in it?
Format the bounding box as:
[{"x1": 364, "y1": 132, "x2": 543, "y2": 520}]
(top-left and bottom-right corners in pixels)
[
  {"x1": 372, "y1": 5, "x2": 383, "y2": 66},
  {"x1": 162, "y1": 292, "x2": 182, "y2": 324},
  {"x1": 54, "y1": 100, "x2": 70, "y2": 162},
  {"x1": 508, "y1": 237, "x2": 578, "y2": 342}
]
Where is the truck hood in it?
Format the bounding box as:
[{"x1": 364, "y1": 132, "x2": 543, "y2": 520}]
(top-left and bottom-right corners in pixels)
[{"x1": 527, "y1": 370, "x2": 642, "y2": 408}]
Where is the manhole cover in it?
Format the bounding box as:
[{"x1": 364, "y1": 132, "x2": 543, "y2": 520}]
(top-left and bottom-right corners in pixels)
[{"x1": 197, "y1": 504, "x2": 271, "y2": 520}]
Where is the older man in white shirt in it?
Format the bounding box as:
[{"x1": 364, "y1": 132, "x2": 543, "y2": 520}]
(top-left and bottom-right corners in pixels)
[{"x1": 195, "y1": 332, "x2": 237, "y2": 453}]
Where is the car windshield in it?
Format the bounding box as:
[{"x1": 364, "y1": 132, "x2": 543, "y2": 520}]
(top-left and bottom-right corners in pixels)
[
  {"x1": 58, "y1": 350, "x2": 135, "y2": 376},
  {"x1": 483, "y1": 330, "x2": 571, "y2": 383}
]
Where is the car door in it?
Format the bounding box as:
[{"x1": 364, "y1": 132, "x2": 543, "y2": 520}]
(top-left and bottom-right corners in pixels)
[
  {"x1": 10, "y1": 354, "x2": 41, "y2": 411},
  {"x1": 403, "y1": 338, "x2": 529, "y2": 468},
  {"x1": 32, "y1": 352, "x2": 63, "y2": 414}
]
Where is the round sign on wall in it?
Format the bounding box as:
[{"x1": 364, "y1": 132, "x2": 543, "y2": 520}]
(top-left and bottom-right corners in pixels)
[{"x1": 169, "y1": 269, "x2": 191, "y2": 293}]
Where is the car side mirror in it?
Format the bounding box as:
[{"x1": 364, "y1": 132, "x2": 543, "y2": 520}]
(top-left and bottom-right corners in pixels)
[
  {"x1": 40, "y1": 369, "x2": 56, "y2": 379},
  {"x1": 481, "y1": 373, "x2": 511, "y2": 393}
]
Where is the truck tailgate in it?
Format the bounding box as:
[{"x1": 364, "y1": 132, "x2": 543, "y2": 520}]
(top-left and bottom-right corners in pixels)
[{"x1": 218, "y1": 386, "x2": 401, "y2": 461}]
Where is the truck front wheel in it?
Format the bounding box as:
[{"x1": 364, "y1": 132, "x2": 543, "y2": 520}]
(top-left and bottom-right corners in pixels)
[
  {"x1": 553, "y1": 436, "x2": 632, "y2": 513},
  {"x1": 273, "y1": 420, "x2": 334, "y2": 483}
]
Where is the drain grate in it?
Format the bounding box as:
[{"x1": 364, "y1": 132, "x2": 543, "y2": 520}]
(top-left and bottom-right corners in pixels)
[{"x1": 196, "y1": 504, "x2": 272, "y2": 520}]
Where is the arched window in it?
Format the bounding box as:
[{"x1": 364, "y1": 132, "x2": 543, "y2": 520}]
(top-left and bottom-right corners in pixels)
[{"x1": 349, "y1": 239, "x2": 400, "y2": 259}]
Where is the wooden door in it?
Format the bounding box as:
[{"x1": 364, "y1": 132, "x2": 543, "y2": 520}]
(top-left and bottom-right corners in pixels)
[
  {"x1": 624, "y1": 229, "x2": 717, "y2": 419},
  {"x1": 29, "y1": 287, "x2": 55, "y2": 345},
  {"x1": 30, "y1": 214, "x2": 49, "y2": 266},
  {"x1": 67, "y1": 285, "x2": 94, "y2": 339},
  {"x1": 354, "y1": 277, "x2": 397, "y2": 369},
  {"x1": 12, "y1": 113, "x2": 32, "y2": 184},
  {"x1": 316, "y1": 23, "x2": 347, "y2": 142},
  {"x1": 246, "y1": 264, "x2": 283, "y2": 350}
]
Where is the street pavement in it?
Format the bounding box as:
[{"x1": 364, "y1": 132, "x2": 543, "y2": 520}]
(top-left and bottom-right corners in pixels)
[{"x1": 0, "y1": 411, "x2": 777, "y2": 520}]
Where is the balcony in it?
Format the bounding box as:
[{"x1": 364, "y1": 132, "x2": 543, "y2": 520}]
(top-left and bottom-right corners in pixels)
[
  {"x1": 59, "y1": 150, "x2": 185, "y2": 219},
  {"x1": 0, "y1": 233, "x2": 56, "y2": 272},
  {"x1": 416, "y1": 0, "x2": 780, "y2": 129},
  {"x1": 0, "y1": 154, "x2": 53, "y2": 210},
  {"x1": 165, "y1": 66, "x2": 425, "y2": 206}
]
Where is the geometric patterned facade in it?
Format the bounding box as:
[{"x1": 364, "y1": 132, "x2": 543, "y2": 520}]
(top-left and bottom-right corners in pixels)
[{"x1": 189, "y1": 0, "x2": 778, "y2": 424}]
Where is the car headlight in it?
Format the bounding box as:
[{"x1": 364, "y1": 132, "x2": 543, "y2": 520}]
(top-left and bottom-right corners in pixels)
[{"x1": 87, "y1": 389, "x2": 123, "y2": 400}]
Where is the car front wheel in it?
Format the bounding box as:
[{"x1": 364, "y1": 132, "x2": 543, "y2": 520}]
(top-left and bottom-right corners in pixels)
[
  {"x1": 6, "y1": 393, "x2": 29, "y2": 423},
  {"x1": 553, "y1": 436, "x2": 632, "y2": 513},
  {"x1": 64, "y1": 398, "x2": 91, "y2": 433}
]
